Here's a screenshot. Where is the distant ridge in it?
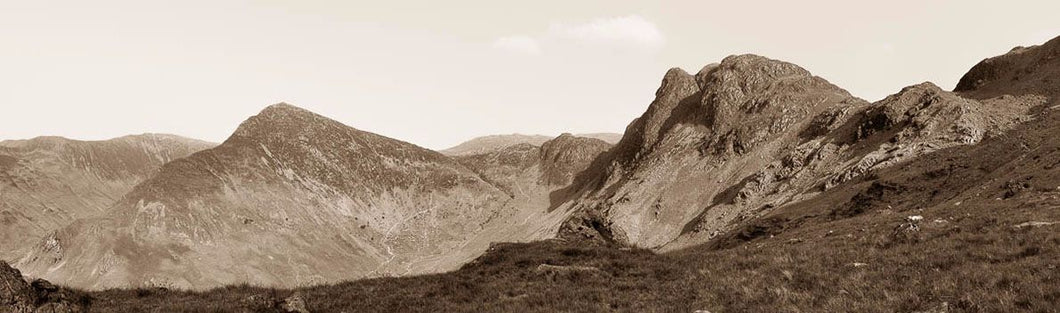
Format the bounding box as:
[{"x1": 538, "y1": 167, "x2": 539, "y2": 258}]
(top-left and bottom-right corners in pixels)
[
  {"x1": 441, "y1": 132, "x2": 622, "y2": 156},
  {"x1": 0, "y1": 134, "x2": 213, "y2": 258}
]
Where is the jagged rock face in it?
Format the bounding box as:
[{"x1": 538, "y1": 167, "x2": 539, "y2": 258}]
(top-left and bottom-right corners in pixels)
[
  {"x1": 561, "y1": 55, "x2": 864, "y2": 248},
  {"x1": 0, "y1": 260, "x2": 35, "y2": 312},
  {"x1": 956, "y1": 35, "x2": 1060, "y2": 100},
  {"x1": 819, "y1": 83, "x2": 1038, "y2": 186},
  {"x1": 0, "y1": 134, "x2": 213, "y2": 259},
  {"x1": 15, "y1": 104, "x2": 515, "y2": 290},
  {"x1": 561, "y1": 54, "x2": 1038, "y2": 250}
]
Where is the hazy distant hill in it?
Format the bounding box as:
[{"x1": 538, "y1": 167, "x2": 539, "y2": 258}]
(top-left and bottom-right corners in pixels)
[
  {"x1": 440, "y1": 134, "x2": 552, "y2": 156},
  {"x1": 441, "y1": 133, "x2": 621, "y2": 156},
  {"x1": 575, "y1": 133, "x2": 623, "y2": 144}
]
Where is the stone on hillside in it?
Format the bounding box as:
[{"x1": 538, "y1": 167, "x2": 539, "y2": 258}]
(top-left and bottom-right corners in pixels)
[{"x1": 282, "y1": 293, "x2": 310, "y2": 313}]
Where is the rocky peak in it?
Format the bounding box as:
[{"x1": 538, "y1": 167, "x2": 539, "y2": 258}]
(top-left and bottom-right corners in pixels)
[
  {"x1": 697, "y1": 55, "x2": 854, "y2": 155},
  {"x1": 228, "y1": 102, "x2": 347, "y2": 145},
  {"x1": 559, "y1": 54, "x2": 870, "y2": 247},
  {"x1": 617, "y1": 54, "x2": 856, "y2": 162},
  {"x1": 607, "y1": 67, "x2": 700, "y2": 169}
]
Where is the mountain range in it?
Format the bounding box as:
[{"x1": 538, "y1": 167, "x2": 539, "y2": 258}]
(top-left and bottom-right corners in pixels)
[{"x1": 1, "y1": 34, "x2": 1059, "y2": 312}]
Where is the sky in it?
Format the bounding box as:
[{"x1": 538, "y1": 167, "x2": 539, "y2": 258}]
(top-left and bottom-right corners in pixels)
[{"x1": 1, "y1": 0, "x2": 1058, "y2": 149}]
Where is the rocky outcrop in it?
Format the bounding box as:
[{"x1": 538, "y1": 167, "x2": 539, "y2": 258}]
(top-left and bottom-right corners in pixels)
[
  {"x1": 282, "y1": 293, "x2": 310, "y2": 313},
  {"x1": 0, "y1": 262, "x2": 86, "y2": 313},
  {"x1": 560, "y1": 55, "x2": 865, "y2": 248},
  {"x1": 1, "y1": 261, "x2": 36, "y2": 312}
]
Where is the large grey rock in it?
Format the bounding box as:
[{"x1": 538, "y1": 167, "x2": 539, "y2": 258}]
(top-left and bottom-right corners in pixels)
[{"x1": 282, "y1": 292, "x2": 310, "y2": 313}]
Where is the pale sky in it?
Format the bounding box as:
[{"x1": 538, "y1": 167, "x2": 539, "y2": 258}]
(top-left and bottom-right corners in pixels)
[{"x1": 2, "y1": 0, "x2": 1058, "y2": 149}]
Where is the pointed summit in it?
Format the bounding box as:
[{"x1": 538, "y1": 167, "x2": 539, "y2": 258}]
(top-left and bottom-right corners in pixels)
[
  {"x1": 257, "y1": 102, "x2": 314, "y2": 116},
  {"x1": 247, "y1": 102, "x2": 326, "y2": 123},
  {"x1": 228, "y1": 102, "x2": 354, "y2": 146}
]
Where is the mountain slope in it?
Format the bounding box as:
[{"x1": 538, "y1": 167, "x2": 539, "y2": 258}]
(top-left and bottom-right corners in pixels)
[
  {"x1": 956, "y1": 35, "x2": 1060, "y2": 100},
  {"x1": 15, "y1": 104, "x2": 521, "y2": 289},
  {"x1": 0, "y1": 134, "x2": 213, "y2": 259},
  {"x1": 559, "y1": 54, "x2": 1038, "y2": 250}
]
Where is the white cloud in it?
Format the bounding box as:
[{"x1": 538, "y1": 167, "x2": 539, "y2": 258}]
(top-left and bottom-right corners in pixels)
[
  {"x1": 492, "y1": 35, "x2": 542, "y2": 55},
  {"x1": 547, "y1": 15, "x2": 665, "y2": 52},
  {"x1": 490, "y1": 15, "x2": 665, "y2": 55},
  {"x1": 881, "y1": 43, "x2": 895, "y2": 53}
]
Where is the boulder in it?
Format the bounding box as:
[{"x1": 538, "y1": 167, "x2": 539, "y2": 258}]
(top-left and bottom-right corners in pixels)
[{"x1": 282, "y1": 293, "x2": 310, "y2": 313}]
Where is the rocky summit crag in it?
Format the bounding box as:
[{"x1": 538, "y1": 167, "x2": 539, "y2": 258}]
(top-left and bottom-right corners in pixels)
[{"x1": 557, "y1": 51, "x2": 1039, "y2": 251}]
